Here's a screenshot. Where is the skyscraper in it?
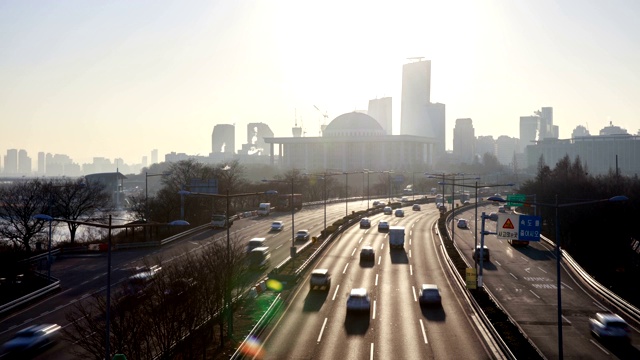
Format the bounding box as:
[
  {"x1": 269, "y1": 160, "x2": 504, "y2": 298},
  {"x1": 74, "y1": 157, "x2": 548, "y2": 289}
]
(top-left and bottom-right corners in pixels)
[
  {"x1": 151, "y1": 149, "x2": 158, "y2": 164},
  {"x1": 3, "y1": 149, "x2": 18, "y2": 174},
  {"x1": 400, "y1": 59, "x2": 445, "y2": 157},
  {"x1": 453, "y1": 118, "x2": 475, "y2": 163},
  {"x1": 519, "y1": 116, "x2": 539, "y2": 152}
]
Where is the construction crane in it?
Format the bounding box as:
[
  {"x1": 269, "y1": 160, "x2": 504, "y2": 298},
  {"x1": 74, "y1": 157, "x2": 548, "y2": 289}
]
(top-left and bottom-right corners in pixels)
[{"x1": 314, "y1": 105, "x2": 329, "y2": 136}]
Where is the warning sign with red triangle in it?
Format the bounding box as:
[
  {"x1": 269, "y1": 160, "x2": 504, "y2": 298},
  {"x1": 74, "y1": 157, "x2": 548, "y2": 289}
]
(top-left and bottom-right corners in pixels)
[{"x1": 502, "y1": 218, "x2": 515, "y2": 229}]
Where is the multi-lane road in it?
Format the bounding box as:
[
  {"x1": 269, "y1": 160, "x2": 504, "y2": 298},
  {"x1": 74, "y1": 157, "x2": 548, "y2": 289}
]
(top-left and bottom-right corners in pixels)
[
  {"x1": 2, "y1": 198, "x2": 639, "y2": 359},
  {"x1": 260, "y1": 205, "x2": 494, "y2": 359}
]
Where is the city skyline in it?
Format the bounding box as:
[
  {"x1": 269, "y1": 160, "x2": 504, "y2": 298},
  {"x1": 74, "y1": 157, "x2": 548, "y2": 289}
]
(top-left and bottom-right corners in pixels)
[{"x1": 1, "y1": 1, "x2": 639, "y2": 164}]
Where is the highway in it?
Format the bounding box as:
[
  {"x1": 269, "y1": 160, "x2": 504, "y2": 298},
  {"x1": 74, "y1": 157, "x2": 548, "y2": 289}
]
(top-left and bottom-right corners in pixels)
[
  {"x1": 260, "y1": 205, "x2": 492, "y2": 359},
  {"x1": 451, "y1": 203, "x2": 640, "y2": 359},
  {"x1": 0, "y1": 197, "x2": 390, "y2": 359}
]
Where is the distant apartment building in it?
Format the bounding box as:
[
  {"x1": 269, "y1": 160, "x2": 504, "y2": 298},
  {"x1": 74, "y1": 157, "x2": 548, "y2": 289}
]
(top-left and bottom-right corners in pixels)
[
  {"x1": 519, "y1": 116, "x2": 539, "y2": 153},
  {"x1": 496, "y1": 136, "x2": 519, "y2": 166},
  {"x1": 368, "y1": 97, "x2": 393, "y2": 135},
  {"x1": 151, "y1": 149, "x2": 158, "y2": 164},
  {"x1": 453, "y1": 118, "x2": 475, "y2": 163},
  {"x1": 212, "y1": 124, "x2": 235, "y2": 154},
  {"x1": 536, "y1": 107, "x2": 558, "y2": 140},
  {"x1": 18, "y1": 149, "x2": 31, "y2": 175},
  {"x1": 3, "y1": 149, "x2": 18, "y2": 174},
  {"x1": 476, "y1": 135, "x2": 496, "y2": 159},
  {"x1": 38, "y1": 152, "x2": 45, "y2": 175}
]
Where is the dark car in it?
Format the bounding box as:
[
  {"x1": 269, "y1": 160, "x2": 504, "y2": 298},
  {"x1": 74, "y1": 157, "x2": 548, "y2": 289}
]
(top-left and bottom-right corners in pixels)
[
  {"x1": 360, "y1": 246, "x2": 375, "y2": 262},
  {"x1": 1, "y1": 324, "x2": 61, "y2": 357},
  {"x1": 360, "y1": 217, "x2": 371, "y2": 228},
  {"x1": 295, "y1": 230, "x2": 310, "y2": 241}
]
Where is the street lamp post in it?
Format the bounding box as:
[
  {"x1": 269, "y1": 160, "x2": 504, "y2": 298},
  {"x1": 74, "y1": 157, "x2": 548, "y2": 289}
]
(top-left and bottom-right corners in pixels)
[
  {"x1": 181, "y1": 188, "x2": 274, "y2": 340},
  {"x1": 33, "y1": 214, "x2": 53, "y2": 282},
  {"x1": 491, "y1": 194, "x2": 628, "y2": 360},
  {"x1": 440, "y1": 181, "x2": 514, "y2": 269}
]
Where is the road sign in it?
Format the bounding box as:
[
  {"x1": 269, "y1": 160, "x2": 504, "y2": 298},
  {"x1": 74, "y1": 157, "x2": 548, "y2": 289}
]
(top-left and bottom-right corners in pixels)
[
  {"x1": 496, "y1": 214, "x2": 541, "y2": 241},
  {"x1": 465, "y1": 268, "x2": 477, "y2": 289},
  {"x1": 507, "y1": 194, "x2": 526, "y2": 206}
]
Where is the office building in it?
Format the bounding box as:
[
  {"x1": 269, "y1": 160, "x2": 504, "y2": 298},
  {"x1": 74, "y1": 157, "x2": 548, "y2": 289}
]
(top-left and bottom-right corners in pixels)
[
  {"x1": 400, "y1": 59, "x2": 446, "y2": 158},
  {"x1": 238, "y1": 122, "x2": 274, "y2": 157},
  {"x1": 476, "y1": 136, "x2": 496, "y2": 159},
  {"x1": 496, "y1": 135, "x2": 519, "y2": 166},
  {"x1": 368, "y1": 97, "x2": 393, "y2": 135},
  {"x1": 212, "y1": 124, "x2": 235, "y2": 154},
  {"x1": 519, "y1": 116, "x2": 539, "y2": 153},
  {"x1": 151, "y1": 149, "x2": 158, "y2": 165},
  {"x1": 453, "y1": 118, "x2": 475, "y2": 163}
]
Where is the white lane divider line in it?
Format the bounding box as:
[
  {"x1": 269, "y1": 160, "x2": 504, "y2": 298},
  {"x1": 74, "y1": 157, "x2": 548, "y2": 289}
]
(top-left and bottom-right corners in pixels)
[{"x1": 317, "y1": 317, "x2": 328, "y2": 342}]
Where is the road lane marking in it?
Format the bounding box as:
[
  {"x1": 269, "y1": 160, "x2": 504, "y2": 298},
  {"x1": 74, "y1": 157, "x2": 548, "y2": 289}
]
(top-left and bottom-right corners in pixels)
[
  {"x1": 275, "y1": 244, "x2": 283, "y2": 250},
  {"x1": 589, "y1": 339, "x2": 610, "y2": 354},
  {"x1": 412, "y1": 286, "x2": 417, "y2": 302},
  {"x1": 351, "y1": 247, "x2": 357, "y2": 257},
  {"x1": 375, "y1": 274, "x2": 379, "y2": 286},
  {"x1": 409, "y1": 249, "x2": 412, "y2": 258},
  {"x1": 529, "y1": 290, "x2": 540, "y2": 299},
  {"x1": 509, "y1": 273, "x2": 517, "y2": 280},
  {"x1": 372, "y1": 300, "x2": 376, "y2": 320},
  {"x1": 343, "y1": 263, "x2": 349, "y2": 274},
  {"x1": 494, "y1": 260, "x2": 501, "y2": 266},
  {"x1": 419, "y1": 319, "x2": 428, "y2": 343},
  {"x1": 537, "y1": 267, "x2": 547, "y2": 273},
  {"x1": 317, "y1": 317, "x2": 328, "y2": 342},
  {"x1": 332, "y1": 285, "x2": 340, "y2": 301},
  {"x1": 370, "y1": 343, "x2": 374, "y2": 360},
  {"x1": 561, "y1": 282, "x2": 573, "y2": 291},
  {"x1": 359, "y1": 237, "x2": 363, "y2": 244},
  {"x1": 377, "y1": 256, "x2": 381, "y2": 265},
  {"x1": 410, "y1": 265, "x2": 413, "y2": 276}
]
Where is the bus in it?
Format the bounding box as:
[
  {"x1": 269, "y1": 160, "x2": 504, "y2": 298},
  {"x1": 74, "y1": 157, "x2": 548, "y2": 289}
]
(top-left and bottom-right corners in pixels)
[{"x1": 277, "y1": 193, "x2": 303, "y2": 211}]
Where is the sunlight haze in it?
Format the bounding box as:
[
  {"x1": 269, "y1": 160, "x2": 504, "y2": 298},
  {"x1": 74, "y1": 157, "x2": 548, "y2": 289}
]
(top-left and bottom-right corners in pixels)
[{"x1": 1, "y1": 0, "x2": 638, "y2": 165}]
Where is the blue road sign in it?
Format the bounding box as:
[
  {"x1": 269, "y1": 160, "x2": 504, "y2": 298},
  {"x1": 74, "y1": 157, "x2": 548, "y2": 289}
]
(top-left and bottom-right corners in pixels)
[{"x1": 518, "y1": 215, "x2": 541, "y2": 241}]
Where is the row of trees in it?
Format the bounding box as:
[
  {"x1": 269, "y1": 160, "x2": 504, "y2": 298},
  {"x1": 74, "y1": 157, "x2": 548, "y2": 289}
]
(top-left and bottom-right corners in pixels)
[
  {"x1": 518, "y1": 155, "x2": 639, "y2": 302},
  {"x1": 0, "y1": 178, "x2": 111, "y2": 255},
  {"x1": 64, "y1": 234, "x2": 251, "y2": 359}
]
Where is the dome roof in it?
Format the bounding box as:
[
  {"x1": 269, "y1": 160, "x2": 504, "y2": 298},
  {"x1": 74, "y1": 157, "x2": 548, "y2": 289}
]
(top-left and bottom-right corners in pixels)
[{"x1": 323, "y1": 112, "x2": 386, "y2": 137}]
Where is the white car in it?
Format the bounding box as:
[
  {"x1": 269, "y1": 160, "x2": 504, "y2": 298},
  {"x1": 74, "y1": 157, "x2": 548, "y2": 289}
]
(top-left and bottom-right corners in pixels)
[
  {"x1": 589, "y1": 313, "x2": 631, "y2": 341},
  {"x1": 270, "y1": 221, "x2": 284, "y2": 231},
  {"x1": 383, "y1": 206, "x2": 393, "y2": 215},
  {"x1": 346, "y1": 288, "x2": 371, "y2": 313}
]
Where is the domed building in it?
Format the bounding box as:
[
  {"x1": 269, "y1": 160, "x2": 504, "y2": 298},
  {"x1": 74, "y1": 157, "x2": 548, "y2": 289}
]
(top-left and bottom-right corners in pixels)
[{"x1": 264, "y1": 111, "x2": 439, "y2": 172}]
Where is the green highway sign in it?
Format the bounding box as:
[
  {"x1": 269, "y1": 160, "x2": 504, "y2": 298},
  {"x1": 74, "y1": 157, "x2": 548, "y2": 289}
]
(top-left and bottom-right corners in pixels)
[{"x1": 507, "y1": 194, "x2": 526, "y2": 206}]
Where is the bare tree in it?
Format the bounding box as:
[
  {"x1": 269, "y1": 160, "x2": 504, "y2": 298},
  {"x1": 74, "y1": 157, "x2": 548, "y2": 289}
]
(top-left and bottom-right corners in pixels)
[
  {"x1": 0, "y1": 179, "x2": 49, "y2": 254},
  {"x1": 50, "y1": 178, "x2": 111, "y2": 244}
]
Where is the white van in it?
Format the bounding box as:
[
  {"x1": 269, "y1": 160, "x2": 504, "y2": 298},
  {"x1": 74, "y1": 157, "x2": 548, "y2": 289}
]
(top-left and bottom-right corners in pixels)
[
  {"x1": 257, "y1": 203, "x2": 271, "y2": 216},
  {"x1": 248, "y1": 247, "x2": 271, "y2": 269},
  {"x1": 246, "y1": 238, "x2": 266, "y2": 253}
]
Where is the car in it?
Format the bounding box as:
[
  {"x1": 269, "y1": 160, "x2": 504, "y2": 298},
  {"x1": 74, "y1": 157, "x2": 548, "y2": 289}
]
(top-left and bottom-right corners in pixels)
[
  {"x1": 463, "y1": 200, "x2": 470, "y2": 205},
  {"x1": 360, "y1": 217, "x2": 371, "y2": 228},
  {"x1": 456, "y1": 218, "x2": 468, "y2": 228},
  {"x1": 295, "y1": 229, "x2": 310, "y2": 241},
  {"x1": 246, "y1": 238, "x2": 266, "y2": 253},
  {"x1": 360, "y1": 246, "x2": 375, "y2": 262},
  {"x1": 401, "y1": 197, "x2": 409, "y2": 202},
  {"x1": 123, "y1": 265, "x2": 162, "y2": 296},
  {"x1": 346, "y1": 288, "x2": 371, "y2": 313},
  {"x1": 309, "y1": 268, "x2": 331, "y2": 291},
  {"x1": 270, "y1": 221, "x2": 284, "y2": 231},
  {"x1": 372, "y1": 200, "x2": 381, "y2": 206},
  {"x1": 589, "y1": 312, "x2": 631, "y2": 342},
  {"x1": 498, "y1": 206, "x2": 506, "y2": 213},
  {"x1": 488, "y1": 212, "x2": 498, "y2": 221},
  {"x1": 0, "y1": 324, "x2": 61, "y2": 357},
  {"x1": 473, "y1": 245, "x2": 490, "y2": 262},
  {"x1": 394, "y1": 209, "x2": 405, "y2": 217},
  {"x1": 383, "y1": 206, "x2": 393, "y2": 215},
  {"x1": 419, "y1": 284, "x2": 442, "y2": 306},
  {"x1": 412, "y1": 204, "x2": 421, "y2": 211},
  {"x1": 378, "y1": 221, "x2": 389, "y2": 232}
]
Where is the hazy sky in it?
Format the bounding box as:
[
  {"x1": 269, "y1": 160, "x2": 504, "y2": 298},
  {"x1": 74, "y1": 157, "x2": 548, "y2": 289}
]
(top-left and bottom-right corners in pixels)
[{"x1": 1, "y1": 0, "x2": 639, "y2": 166}]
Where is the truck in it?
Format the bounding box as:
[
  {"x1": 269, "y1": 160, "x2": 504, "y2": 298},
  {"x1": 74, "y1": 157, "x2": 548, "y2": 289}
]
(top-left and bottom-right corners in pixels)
[
  {"x1": 388, "y1": 226, "x2": 405, "y2": 249},
  {"x1": 211, "y1": 214, "x2": 234, "y2": 229},
  {"x1": 257, "y1": 203, "x2": 271, "y2": 216}
]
